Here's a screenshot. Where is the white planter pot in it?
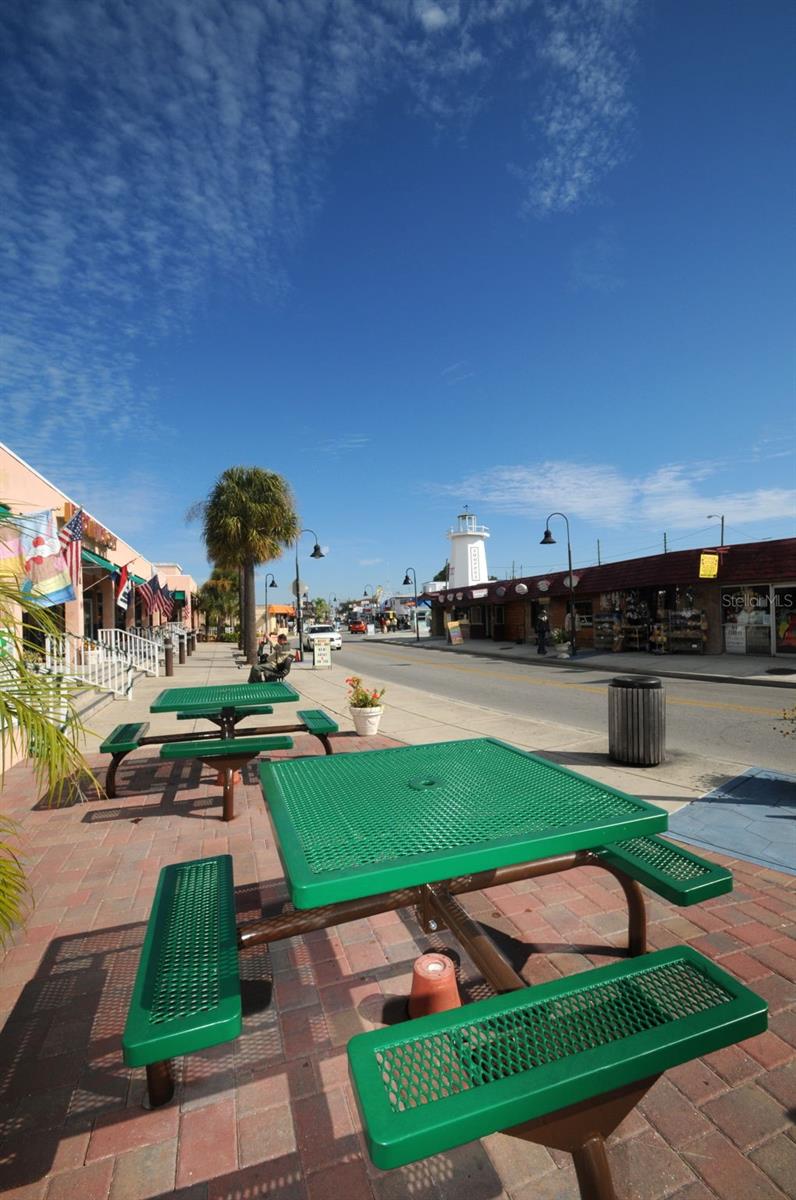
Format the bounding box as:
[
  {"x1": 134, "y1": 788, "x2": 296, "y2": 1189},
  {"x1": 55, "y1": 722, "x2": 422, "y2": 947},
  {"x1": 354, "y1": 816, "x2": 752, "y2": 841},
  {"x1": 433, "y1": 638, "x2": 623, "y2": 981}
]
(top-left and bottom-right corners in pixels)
[
  {"x1": 552, "y1": 643, "x2": 572, "y2": 658},
  {"x1": 350, "y1": 706, "x2": 383, "y2": 736}
]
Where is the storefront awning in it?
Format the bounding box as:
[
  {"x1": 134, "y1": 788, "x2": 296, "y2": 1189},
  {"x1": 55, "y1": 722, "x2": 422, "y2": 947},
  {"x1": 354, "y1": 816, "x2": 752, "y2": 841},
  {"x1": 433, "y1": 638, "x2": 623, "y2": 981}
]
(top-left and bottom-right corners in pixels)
[
  {"x1": 131, "y1": 574, "x2": 146, "y2": 586},
  {"x1": 81, "y1": 548, "x2": 116, "y2": 572},
  {"x1": 172, "y1": 590, "x2": 186, "y2": 601}
]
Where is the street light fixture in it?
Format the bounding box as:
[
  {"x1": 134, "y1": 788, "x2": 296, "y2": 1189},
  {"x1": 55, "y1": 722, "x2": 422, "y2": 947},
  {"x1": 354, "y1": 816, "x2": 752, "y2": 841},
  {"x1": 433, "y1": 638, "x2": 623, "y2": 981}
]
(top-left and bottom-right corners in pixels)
[
  {"x1": 294, "y1": 528, "x2": 325, "y2": 656},
  {"x1": 707, "y1": 514, "x2": 725, "y2": 546},
  {"x1": 540, "y1": 512, "x2": 577, "y2": 657},
  {"x1": 263, "y1": 573, "x2": 277, "y2": 640},
  {"x1": 402, "y1": 568, "x2": 419, "y2": 642}
]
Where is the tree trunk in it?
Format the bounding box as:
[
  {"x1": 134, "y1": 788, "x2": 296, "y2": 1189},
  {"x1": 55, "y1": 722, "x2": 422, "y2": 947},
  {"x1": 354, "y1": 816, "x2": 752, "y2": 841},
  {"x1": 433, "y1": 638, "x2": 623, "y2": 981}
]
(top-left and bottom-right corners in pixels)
[
  {"x1": 238, "y1": 566, "x2": 245, "y2": 651},
  {"x1": 244, "y1": 561, "x2": 258, "y2": 664}
]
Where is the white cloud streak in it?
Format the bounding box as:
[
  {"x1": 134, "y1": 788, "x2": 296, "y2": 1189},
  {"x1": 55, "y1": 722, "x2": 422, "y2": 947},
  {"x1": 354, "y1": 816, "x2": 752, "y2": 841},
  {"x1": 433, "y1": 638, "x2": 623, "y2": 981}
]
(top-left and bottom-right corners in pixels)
[
  {"x1": 434, "y1": 460, "x2": 796, "y2": 531},
  {"x1": 1, "y1": 0, "x2": 640, "y2": 492}
]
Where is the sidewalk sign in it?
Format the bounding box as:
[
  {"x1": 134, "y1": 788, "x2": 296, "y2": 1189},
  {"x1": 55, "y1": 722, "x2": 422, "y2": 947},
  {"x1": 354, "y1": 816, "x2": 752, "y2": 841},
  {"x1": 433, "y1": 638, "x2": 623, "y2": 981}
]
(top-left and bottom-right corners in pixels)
[
  {"x1": 448, "y1": 620, "x2": 463, "y2": 646},
  {"x1": 313, "y1": 638, "x2": 332, "y2": 668},
  {"x1": 366, "y1": 623, "x2": 375, "y2": 636}
]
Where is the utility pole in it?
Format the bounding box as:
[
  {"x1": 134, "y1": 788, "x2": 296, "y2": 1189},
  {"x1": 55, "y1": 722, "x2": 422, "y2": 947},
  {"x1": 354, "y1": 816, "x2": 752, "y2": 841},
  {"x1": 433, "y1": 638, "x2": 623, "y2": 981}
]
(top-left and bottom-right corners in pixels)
[
  {"x1": 663, "y1": 532, "x2": 668, "y2": 553},
  {"x1": 597, "y1": 539, "x2": 602, "y2": 566}
]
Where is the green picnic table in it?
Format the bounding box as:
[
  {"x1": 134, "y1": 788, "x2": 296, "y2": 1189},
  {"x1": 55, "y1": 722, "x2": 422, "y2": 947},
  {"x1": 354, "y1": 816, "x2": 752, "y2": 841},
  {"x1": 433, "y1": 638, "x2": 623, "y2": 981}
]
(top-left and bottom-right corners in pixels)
[
  {"x1": 257, "y1": 737, "x2": 668, "y2": 909},
  {"x1": 242, "y1": 736, "x2": 757, "y2": 1199},
  {"x1": 149, "y1": 680, "x2": 299, "y2": 737}
]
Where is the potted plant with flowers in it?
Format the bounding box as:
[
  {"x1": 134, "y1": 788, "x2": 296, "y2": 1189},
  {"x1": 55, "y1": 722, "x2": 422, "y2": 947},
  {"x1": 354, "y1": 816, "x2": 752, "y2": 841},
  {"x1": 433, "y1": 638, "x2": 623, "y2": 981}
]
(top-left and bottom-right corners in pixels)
[{"x1": 345, "y1": 676, "x2": 385, "y2": 736}]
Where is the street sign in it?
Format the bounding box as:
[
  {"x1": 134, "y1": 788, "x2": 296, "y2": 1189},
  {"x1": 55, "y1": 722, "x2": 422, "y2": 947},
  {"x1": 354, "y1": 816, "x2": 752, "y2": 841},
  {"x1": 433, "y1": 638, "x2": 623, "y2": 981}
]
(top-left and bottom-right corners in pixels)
[
  {"x1": 699, "y1": 554, "x2": 719, "y2": 579},
  {"x1": 291, "y1": 579, "x2": 308, "y2": 597},
  {"x1": 313, "y1": 637, "x2": 332, "y2": 668}
]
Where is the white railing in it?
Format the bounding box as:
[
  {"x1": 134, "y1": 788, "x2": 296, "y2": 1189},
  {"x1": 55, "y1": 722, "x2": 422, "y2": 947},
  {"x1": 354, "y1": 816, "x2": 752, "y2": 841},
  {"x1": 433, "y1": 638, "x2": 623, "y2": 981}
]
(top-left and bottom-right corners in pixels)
[
  {"x1": 44, "y1": 633, "x2": 135, "y2": 700},
  {"x1": 98, "y1": 628, "x2": 160, "y2": 676}
]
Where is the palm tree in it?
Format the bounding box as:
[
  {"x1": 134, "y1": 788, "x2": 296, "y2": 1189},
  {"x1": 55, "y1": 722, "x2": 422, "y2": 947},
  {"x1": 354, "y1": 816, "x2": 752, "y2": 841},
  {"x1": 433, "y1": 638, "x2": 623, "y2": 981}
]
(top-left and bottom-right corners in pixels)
[
  {"x1": 0, "y1": 575, "x2": 92, "y2": 946},
  {"x1": 197, "y1": 569, "x2": 239, "y2": 639},
  {"x1": 190, "y1": 468, "x2": 298, "y2": 664}
]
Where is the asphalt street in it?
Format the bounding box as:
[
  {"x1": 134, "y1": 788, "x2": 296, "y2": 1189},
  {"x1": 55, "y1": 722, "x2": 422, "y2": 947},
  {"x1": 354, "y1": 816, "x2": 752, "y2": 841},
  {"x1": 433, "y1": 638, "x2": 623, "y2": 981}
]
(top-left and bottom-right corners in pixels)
[{"x1": 336, "y1": 637, "x2": 796, "y2": 775}]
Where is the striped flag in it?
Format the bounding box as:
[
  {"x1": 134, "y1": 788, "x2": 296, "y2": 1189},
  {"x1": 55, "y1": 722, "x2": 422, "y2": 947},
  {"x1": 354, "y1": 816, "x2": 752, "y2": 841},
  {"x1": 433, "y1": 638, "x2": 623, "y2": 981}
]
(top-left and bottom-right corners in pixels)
[
  {"x1": 138, "y1": 575, "x2": 158, "y2": 616},
  {"x1": 58, "y1": 508, "x2": 83, "y2": 588},
  {"x1": 156, "y1": 584, "x2": 174, "y2": 619}
]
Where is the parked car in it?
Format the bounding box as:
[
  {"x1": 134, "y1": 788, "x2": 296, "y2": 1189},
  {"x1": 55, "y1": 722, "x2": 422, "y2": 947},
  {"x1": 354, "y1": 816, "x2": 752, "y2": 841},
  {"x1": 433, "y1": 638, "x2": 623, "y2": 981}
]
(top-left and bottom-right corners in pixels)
[
  {"x1": 303, "y1": 623, "x2": 342, "y2": 652},
  {"x1": 348, "y1": 617, "x2": 367, "y2": 634}
]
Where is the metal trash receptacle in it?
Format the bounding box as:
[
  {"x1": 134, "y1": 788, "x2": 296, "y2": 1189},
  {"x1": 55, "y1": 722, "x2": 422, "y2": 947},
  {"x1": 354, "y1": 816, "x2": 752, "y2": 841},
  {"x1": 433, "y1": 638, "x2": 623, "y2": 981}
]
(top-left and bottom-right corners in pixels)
[{"x1": 608, "y1": 676, "x2": 665, "y2": 766}]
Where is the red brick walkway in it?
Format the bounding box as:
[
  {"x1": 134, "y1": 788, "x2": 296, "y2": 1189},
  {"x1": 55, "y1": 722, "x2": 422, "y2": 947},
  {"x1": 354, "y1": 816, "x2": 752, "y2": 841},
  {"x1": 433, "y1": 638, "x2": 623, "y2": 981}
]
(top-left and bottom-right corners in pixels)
[{"x1": 0, "y1": 737, "x2": 794, "y2": 1200}]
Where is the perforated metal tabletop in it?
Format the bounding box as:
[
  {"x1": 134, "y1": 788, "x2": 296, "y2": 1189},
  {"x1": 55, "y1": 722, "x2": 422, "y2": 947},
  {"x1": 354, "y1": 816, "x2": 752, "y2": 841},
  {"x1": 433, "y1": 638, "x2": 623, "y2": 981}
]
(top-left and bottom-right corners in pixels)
[
  {"x1": 259, "y1": 738, "x2": 668, "y2": 908},
  {"x1": 150, "y1": 681, "x2": 299, "y2": 713}
]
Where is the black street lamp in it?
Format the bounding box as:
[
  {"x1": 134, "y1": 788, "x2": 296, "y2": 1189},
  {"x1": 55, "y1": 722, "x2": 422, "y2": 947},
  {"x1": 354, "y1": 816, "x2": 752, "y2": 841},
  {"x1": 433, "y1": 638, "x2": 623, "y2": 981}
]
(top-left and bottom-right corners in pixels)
[
  {"x1": 263, "y1": 573, "x2": 277, "y2": 640},
  {"x1": 402, "y1": 568, "x2": 419, "y2": 642},
  {"x1": 540, "y1": 512, "x2": 577, "y2": 657},
  {"x1": 294, "y1": 529, "x2": 324, "y2": 655},
  {"x1": 707, "y1": 514, "x2": 725, "y2": 546}
]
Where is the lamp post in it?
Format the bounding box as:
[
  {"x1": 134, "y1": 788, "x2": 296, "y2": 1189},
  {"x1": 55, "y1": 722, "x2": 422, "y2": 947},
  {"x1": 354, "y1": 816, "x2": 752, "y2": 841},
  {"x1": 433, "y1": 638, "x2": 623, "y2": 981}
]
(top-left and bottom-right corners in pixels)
[
  {"x1": 707, "y1": 514, "x2": 725, "y2": 546},
  {"x1": 294, "y1": 529, "x2": 324, "y2": 656},
  {"x1": 328, "y1": 594, "x2": 337, "y2": 624},
  {"x1": 540, "y1": 512, "x2": 577, "y2": 657},
  {"x1": 263, "y1": 573, "x2": 277, "y2": 641},
  {"x1": 402, "y1": 568, "x2": 419, "y2": 642}
]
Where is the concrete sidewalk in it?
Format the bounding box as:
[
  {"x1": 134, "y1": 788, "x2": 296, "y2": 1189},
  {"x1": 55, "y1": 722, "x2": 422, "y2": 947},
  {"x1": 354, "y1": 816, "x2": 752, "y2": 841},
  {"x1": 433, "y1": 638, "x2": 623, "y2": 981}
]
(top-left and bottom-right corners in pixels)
[
  {"x1": 1, "y1": 643, "x2": 794, "y2": 1200},
  {"x1": 361, "y1": 632, "x2": 796, "y2": 688}
]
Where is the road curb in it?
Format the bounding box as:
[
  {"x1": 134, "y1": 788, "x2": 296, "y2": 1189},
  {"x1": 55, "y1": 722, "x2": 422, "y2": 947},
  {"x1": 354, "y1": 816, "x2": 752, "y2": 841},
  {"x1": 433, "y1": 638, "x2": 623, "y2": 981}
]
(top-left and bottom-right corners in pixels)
[{"x1": 357, "y1": 637, "x2": 796, "y2": 690}]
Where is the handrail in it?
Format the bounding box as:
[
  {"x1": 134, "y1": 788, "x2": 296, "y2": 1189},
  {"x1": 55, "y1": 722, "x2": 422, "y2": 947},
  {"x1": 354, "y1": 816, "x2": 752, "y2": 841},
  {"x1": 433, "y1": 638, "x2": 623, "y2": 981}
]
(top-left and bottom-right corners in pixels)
[
  {"x1": 98, "y1": 628, "x2": 160, "y2": 676},
  {"x1": 44, "y1": 633, "x2": 135, "y2": 700}
]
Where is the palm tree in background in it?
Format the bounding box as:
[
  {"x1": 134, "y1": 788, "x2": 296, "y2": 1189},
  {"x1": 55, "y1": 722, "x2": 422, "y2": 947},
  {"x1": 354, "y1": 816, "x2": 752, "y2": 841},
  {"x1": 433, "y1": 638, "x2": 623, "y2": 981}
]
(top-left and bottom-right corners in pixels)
[
  {"x1": 190, "y1": 468, "x2": 298, "y2": 664},
  {"x1": 197, "y1": 568, "x2": 239, "y2": 639}
]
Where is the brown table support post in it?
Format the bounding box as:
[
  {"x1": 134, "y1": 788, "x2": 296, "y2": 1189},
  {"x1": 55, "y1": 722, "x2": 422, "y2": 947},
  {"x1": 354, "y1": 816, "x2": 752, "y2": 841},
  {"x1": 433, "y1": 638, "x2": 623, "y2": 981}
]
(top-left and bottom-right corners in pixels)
[
  {"x1": 424, "y1": 885, "x2": 526, "y2": 993},
  {"x1": 145, "y1": 1061, "x2": 174, "y2": 1108},
  {"x1": 222, "y1": 766, "x2": 235, "y2": 823}
]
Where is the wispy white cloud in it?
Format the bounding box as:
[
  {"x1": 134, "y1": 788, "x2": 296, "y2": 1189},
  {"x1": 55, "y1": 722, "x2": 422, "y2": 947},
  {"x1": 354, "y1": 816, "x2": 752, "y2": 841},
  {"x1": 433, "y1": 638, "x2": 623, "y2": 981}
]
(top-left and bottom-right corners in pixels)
[
  {"x1": 519, "y1": 0, "x2": 638, "y2": 215},
  {"x1": 433, "y1": 458, "x2": 796, "y2": 531},
  {"x1": 358, "y1": 557, "x2": 384, "y2": 566},
  {"x1": 1, "y1": 0, "x2": 640, "y2": 499},
  {"x1": 318, "y1": 436, "x2": 370, "y2": 455}
]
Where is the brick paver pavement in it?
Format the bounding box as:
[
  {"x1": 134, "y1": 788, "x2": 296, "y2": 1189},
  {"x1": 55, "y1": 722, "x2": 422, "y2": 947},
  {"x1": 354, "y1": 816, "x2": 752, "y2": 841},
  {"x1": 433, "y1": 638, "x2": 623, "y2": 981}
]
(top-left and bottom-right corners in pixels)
[{"x1": 0, "y1": 724, "x2": 794, "y2": 1199}]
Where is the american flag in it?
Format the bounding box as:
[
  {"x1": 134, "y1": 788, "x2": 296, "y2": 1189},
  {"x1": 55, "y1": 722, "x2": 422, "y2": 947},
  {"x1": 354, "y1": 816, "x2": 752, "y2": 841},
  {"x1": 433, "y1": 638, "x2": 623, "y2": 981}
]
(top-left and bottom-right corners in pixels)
[
  {"x1": 156, "y1": 584, "x2": 174, "y2": 619},
  {"x1": 138, "y1": 574, "x2": 158, "y2": 615},
  {"x1": 58, "y1": 509, "x2": 83, "y2": 587}
]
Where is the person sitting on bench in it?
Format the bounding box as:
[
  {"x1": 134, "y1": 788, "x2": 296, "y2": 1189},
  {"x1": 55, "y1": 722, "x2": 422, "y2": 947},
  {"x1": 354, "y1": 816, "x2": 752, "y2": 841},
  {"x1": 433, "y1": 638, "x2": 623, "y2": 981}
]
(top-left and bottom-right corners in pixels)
[{"x1": 249, "y1": 634, "x2": 294, "y2": 682}]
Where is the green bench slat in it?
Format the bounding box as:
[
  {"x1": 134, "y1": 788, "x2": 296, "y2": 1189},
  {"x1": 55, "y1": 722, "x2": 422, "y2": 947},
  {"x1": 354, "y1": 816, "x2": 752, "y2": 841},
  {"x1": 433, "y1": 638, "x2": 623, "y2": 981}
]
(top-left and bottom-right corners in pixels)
[
  {"x1": 175, "y1": 705, "x2": 274, "y2": 720},
  {"x1": 297, "y1": 709, "x2": 339, "y2": 735},
  {"x1": 123, "y1": 855, "x2": 241, "y2": 1068},
  {"x1": 597, "y1": 834, "x2": 733, "y2": 906},
  {"x1": 160, "y1": 736, "x2": 293, "y2": 761},
  {"x1": 348, "y1": 945, "x2": 767, "y2": 1170},
  {"x1": 100, "y1": 722, "x2": 150, "y2": 754}
]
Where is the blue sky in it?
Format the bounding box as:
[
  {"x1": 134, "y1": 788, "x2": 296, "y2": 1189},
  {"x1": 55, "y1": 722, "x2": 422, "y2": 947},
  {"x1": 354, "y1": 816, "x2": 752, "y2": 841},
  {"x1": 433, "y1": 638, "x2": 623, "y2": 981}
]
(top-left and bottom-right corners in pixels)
[{"x1": 2, "y1": 0, "x2": 794, "y2": 607}]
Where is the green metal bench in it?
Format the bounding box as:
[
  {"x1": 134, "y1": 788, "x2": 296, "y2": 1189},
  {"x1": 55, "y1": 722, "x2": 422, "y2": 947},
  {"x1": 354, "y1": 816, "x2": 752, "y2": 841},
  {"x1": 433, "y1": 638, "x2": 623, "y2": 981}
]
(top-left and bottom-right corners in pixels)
[
  {"x1": 596, "y1": 834, "x2": 732, "y2": 906},
  {"x1": 349, "y1": 945, "x2": 767, "y2": 1197},
  {"x1": 100, "y1": 723, "x2": 151, "y2": 798},
  {"x1": 123, "y1": 855, "x2": 241, "y2": 1108},
  {"x1": 161, "y1": 735, "x2": 293, "y2": 822},
  {"x1": 296, "y1": 709, "x2": 338, "y2": 755}
]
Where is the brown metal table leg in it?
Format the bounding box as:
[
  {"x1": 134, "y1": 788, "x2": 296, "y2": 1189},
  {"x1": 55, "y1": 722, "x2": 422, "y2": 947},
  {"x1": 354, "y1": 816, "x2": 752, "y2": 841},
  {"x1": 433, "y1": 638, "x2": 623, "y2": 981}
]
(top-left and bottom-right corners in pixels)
[
  {"x1": 145, "y1": 1060, "x2": 174, "y2": 1107},
  {"x1": 222, "y1": 766, "x2": 235, "y2": 822},
  {"x1": 105, "y1": 751, "x2": 129, "y2": 799},
  {"x1": 573, "y1": 1135, "x2": 618, "y2": 1200}
]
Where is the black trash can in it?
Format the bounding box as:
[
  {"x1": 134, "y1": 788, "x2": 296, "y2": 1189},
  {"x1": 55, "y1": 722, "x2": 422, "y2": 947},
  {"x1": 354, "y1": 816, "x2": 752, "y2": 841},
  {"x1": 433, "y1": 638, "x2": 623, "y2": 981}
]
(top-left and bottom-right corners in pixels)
[{"x1": 608, "y1": 676, "x2": 665, "y2": 766}]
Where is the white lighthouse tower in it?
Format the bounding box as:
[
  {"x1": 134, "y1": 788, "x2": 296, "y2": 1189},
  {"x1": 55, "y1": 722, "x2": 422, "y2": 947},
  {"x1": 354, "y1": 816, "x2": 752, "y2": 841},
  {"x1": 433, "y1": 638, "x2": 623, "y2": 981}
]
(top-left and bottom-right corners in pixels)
[{"x1": 448, "y1": 508, "x2": 490, "y2": 588}]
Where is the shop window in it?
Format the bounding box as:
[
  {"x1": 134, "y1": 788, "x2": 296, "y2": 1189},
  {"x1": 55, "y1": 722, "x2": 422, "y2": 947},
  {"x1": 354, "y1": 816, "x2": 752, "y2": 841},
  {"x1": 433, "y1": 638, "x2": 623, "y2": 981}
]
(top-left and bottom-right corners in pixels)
[
  {"x1": 574, "y1": 601, "x2": 593, "y2": 629},
  {"x1": 722, "y1": 586, "x2": 772, "y2": 655},
  {"x1": 470, "y1": 606, "x2": 484, "y2": 624},
  {"x1": 775, "y1": 587, "x2": 796, "y2": 654}
]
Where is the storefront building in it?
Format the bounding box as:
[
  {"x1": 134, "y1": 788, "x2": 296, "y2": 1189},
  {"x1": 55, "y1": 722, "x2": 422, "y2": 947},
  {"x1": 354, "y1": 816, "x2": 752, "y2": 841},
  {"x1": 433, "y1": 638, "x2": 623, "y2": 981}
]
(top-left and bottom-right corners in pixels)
[
  {"x1": 423, "y1": 537, "x2": 796, "y2": 657},
  {"x1": 1, "y1": 443, "x2": 198, "y2": 638}
]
